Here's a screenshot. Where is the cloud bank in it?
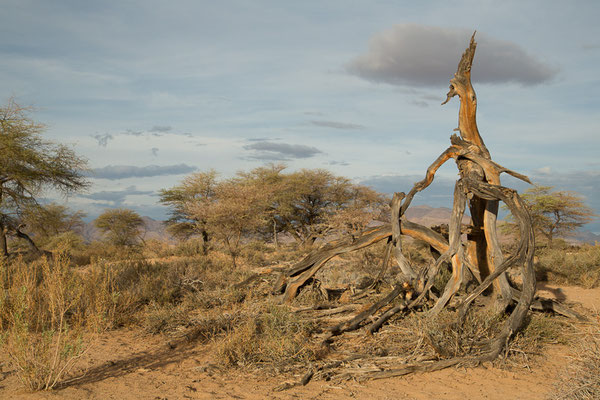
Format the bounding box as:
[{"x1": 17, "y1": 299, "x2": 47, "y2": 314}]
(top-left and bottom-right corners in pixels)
[
  {"x1": 90, "y1": 164, "x2": 197, "y2": 180},
  {"x1": 348, "y1": 24, "x2": 558, "y2": 87},
  {"x1": 243, "y1": 140, "x2": 322, "y2": 161},
  {"x1": 78, "y1": 185, "x2": 154, "y2": 206}
]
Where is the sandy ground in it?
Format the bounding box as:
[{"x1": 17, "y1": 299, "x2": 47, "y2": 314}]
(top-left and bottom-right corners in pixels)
[{"x1": 1, "y1": 284, "x2": 598, "y2": 400}]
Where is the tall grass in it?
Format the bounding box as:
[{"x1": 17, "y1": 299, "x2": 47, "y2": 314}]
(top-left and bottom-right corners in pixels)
[{"x1": 0, "y1": 253, "x2": 116, "y2": 390}]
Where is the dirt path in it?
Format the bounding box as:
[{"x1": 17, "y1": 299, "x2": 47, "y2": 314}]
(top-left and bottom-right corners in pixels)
[{"x1": 1, "y1": 284, "x2": 598, "y2": 400}]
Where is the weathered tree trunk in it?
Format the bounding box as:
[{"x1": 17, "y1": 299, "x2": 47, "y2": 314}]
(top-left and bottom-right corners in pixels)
[
  {"x1": 262, "y1": 33, "x2": 577, "y2": 383},
  {"x1": 0, "y1": 188, "x2": 7, "y2": 257},
  {"x1": 14, "y1": 227, "x2": 43, "y2": 256},
  {"x1": 200, "y1": 229, "x2": 209, "y2": 255},
  {"x1": 391, "y1": 192, "x2": 417, "y2": 280},
  {"x1": 442, "y1": 34, "x2": 512, "y2": 308},
  {"x1": 0, "y1": 221, "x2": 8, "y2": 258}
]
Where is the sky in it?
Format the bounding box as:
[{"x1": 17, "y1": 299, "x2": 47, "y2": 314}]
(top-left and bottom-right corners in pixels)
[{"x1": 2, "y1": 1, "x2": 599, "y2": 232}]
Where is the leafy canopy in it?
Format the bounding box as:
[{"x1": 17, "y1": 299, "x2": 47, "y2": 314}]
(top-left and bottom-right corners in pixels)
[
  {"x1": 94, "y1": 208, "x2": 145, "y2": 247},
  {"x1": 0, "y1": 98, "x2": 88, "y2": 256},
  {"x1": 160, "y1": 164, "x2": 388, "y2": 255},
  {"x1": 504, "y1": 185, "x2": 596, "y2": 245}
]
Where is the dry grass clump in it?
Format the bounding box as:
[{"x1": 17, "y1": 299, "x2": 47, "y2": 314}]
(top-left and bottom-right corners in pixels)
[
  {"x1": 551, "y1": 318, "x2": 600, "y2": 399},
  {"x1": 503, "y1": 313, "x2": 568, "y2": 369},
  {"x1": 536, "y1": 244, "x2": 600, "y2": 288},
  {"x1": 107, "y1": 254, "x2": 253, "y2": 333},
  {"x1": 215, "y1": 304, "x2": 319, "y2": 371},
  {"x1": 333, "y1": 306, "x2": 566, "y2": 372},
  {"x1": 370, "y1": 309, "x2": 505, "y2": 361}
]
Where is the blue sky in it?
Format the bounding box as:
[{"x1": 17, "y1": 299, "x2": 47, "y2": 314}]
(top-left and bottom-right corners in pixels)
[{"x1": 2, "y1": 1, "x2": 599, "y2": 232}]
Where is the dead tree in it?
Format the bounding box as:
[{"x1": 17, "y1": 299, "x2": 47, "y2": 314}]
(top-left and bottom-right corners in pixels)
[{"x1": 272, "y1": 33, "x2": 578, "y2": 376}]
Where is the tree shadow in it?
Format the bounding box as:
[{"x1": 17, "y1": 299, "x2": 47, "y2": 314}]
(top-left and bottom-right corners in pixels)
[
  {"x1": 537, "y1": 281, "x2": 567, "y2": 302},
  {"x1": 55, "y1": 340, "x2": 202, "y2": 390}
]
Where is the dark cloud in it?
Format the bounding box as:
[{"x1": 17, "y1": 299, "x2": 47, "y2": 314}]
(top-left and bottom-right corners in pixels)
[
  {"x1": 185, "y1": 141, "x2": 206, "y2": 147},
  {"x1": 122, "y1": 129, "x2": 143, "y2": 136},
  {"x1": 78, "y1": 185, "x2": 154, "y2": 206},
  {"x1": 149, "y1": 125, "x2": 172, "y2": 133},
  {"x1": 243, "y1": 140, "x2": 322, "y2": 161},
  {"x1": 91, "y1": 133, "x2": 113, "y2": 147},
  {"x1": 120, "y1": 127, "x2": 191, "y2": 138},
  {"x1": 348, "y1": 24, "x2": 558, "y2": 87},
  {"x1": 247, "y1": 137, "x2": 279, "y2": 142},
  {"x1": 89, "y1": 164, "x2": 197, "y2": 180},
  {"x1": 327, "y1": 160, "x2": 350, "y2": 166},
  {"x1": 310, "y1": 120, "x2": 365, "y2": 130}
]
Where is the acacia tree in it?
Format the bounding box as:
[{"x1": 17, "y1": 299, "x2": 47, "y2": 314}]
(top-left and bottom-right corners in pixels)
[
  {"x1": 21, "y1": 203, "x2": 86, "y2": 243},
  {"x1": 505, "y1": 185, "x2": 596, "y2": 245},
  {"x1": 270, "y1": 168, "x2": 386, "y2": 247},
  {"x1": 158, "y1": 170, "x2": 218, "y2": 253},
  {"x1": 0, "y1": 99, "x2": 88, "y2": 257},
  {"x1": 161, "y1": 166, "x2": 387, "y2": 256},
  {"x1": 185, "y1": 177, "x2": 272, "y2": 267},
  {"x1": 94, "y1": 208, "x2": 145, "y2": 248},
  {"x1": 235, "y1": 163, "x2": 287, "y2": 246}
]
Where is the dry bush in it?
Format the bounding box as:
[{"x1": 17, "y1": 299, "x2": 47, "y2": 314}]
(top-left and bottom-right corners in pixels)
[
  {"x1": 0, "y1": 253, "x2": 116, "y2": 390},
  {"x1": 215, "y1": 304, "x2": 319, "y2": 370},
  {"x1": 84, "y1": 240, "x2": 144, "y2": 263},
  {"x1": 171, "y1": 238, "x2": 207, "y2": 257},
  {"x1": 551, "y1": 318, "x2": 600, "y2": 400},
  {"x1": 141, "y1": 238, "x2": 175, "y2": 259},
  {"x1": 503, "y1": 313, "x2": 567, "y2": 368},
  {"x1": 536, "y1": 244, "x2": 600, "y2": 288},
  {"x1": 98, "y1": 253, "x2": 256, "y2": 334},
  {"x1": 142, "y1": 302, "x2": 191, "y2": 334},
  {"x1": 335, "y1": 307, "x2": 566, "y2": 371},
  {"x1": 240, "y1": 240, "x2": 274, "y2": 267}
]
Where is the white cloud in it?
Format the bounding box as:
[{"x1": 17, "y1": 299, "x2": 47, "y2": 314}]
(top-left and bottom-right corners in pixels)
[{"x1": 533, "y1": 166, "x2": 552, "y2": 175}]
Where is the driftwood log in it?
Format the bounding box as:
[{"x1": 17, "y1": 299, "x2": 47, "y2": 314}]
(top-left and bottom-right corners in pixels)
[{"x1": 270, "y1": 33, "x2": 581, "y2": 380}]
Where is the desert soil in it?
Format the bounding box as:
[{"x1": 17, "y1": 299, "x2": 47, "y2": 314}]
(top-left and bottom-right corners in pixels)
[{"x1": 1, "y1": 284, "x2": 598, "y2": 400}]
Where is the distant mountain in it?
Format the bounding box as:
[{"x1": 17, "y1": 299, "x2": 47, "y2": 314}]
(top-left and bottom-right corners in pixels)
[
  {"x1": 79, "y1": 207, "x2": 597, "y2": 246},
  {"x1": 570, "y1": 230, "x2": 600, "y2": 245},
  {"x1": 403, "y1": 205, "x2": 470, "y2": 227}
]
